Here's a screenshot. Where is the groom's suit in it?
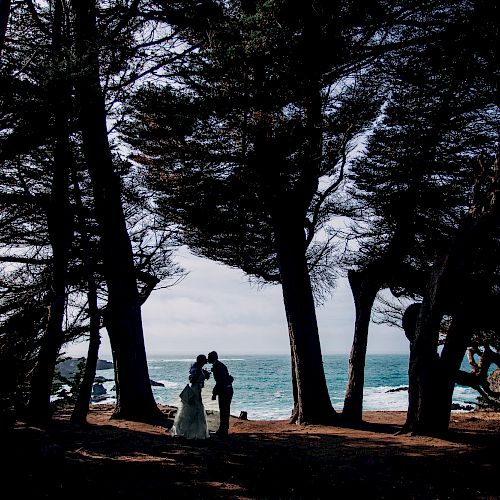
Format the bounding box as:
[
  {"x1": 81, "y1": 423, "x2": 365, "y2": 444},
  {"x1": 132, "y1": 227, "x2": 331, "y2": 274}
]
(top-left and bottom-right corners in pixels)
[{"x1": 211, "y1": 359, "x2": 233, "y2": 436}]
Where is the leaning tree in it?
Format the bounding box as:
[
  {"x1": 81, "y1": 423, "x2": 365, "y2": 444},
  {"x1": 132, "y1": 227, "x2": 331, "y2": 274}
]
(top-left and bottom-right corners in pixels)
[
  {"x1": 400, "y1": 0, "x2": 500, "y2": 435},
  {"x1": 341, "y1": 0, "x2": 495, "y2": 421}
]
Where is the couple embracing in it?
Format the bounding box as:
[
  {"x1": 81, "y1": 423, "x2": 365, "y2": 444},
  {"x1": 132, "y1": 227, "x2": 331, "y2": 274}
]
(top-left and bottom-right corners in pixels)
[{"x1": 171, "y1": 351, "x2": 234, "y2": 440}]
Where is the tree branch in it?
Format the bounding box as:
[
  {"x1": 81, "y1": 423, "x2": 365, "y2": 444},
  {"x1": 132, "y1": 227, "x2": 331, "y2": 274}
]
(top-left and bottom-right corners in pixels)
[
  {"x1": 25, "y1": 0, "x2": 50, "y2": 37},
  {"x1": 0, "y1": 255, "x2": 50, "y2": 264}
]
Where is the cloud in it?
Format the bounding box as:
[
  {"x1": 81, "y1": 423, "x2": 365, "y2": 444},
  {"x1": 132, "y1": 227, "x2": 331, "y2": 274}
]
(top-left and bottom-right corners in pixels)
[{"x1": 64, "y1": 249, "x2": 410, "y2": 358}]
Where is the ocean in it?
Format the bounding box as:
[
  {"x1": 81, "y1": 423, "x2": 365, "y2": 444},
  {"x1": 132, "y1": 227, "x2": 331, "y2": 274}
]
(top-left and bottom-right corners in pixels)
[{"x1": 93, "y1": 354, "x2": 479, "y2": 420}]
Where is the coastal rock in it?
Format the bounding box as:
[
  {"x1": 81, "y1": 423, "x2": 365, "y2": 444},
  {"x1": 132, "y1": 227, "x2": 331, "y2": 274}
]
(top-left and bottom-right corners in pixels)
[
  {"x1": 92, "y1": 383, "x2": 106, "y2": 396},
  {"x1": 150, "y1": 379, "x2": 165, "y2": 387},
  {"x1": 239, "y1": 411, "x2": 248, "y2": 420},
  {"x1": 94, "y1": 376, "x2": 113, "y2": 383},
  {"x1": 386, "y1": 386, "x2": 408, "y2": 393},
  {"x1": 450, "y1": 403, "x2": 475, "y2": 411},
  {"x1": 56, "y1": 357, "x2": 86, "y2": 379},
  {"x1": 96, "y1": 359, "x2": 113, "y2": 370},
  {"x1": 55, "y1": 357, "x2": 113, "y2": 378}
]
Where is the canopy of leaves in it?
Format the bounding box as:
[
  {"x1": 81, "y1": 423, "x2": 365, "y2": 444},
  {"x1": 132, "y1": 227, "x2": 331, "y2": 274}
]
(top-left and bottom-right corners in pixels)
[{"x1": 347, "y1": 0, "x2": 499, "y2": 301}]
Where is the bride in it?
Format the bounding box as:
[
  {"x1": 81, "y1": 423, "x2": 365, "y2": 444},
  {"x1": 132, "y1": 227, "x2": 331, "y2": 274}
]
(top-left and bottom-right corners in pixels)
[{"x1": 171, "y1": 354, "x2": 211, "y2": 440}]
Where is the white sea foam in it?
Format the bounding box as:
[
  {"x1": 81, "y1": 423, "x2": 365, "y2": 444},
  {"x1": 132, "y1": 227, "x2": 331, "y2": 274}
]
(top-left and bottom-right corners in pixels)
[
  {"x1": 84, "y1": 356, "x2": 481, "y2": 418},
  {"x1": 362, "y1": 384, "x2": 478, "y2": 412},
  {"x1": 149, "y1": 358, "x2": 246, "y2": 363},
  {"x1": 232, "y1": 405, "x2": 290, "y2": 420},
  {"x1": 363, "y1": 386, "x2": 409, "y2": 411},
  {"x1": 154, "y1": 359, "x2": 195, "y2": 363},
  {"x1": 155, "y1": 380, "x2": 181, "y2": 389}
]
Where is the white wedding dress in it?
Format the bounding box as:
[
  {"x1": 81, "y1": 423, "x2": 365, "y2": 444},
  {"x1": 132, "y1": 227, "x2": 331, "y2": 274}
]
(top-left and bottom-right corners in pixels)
[{"x1": 171, "y1": 364, "x2": 209, "y2": 440}]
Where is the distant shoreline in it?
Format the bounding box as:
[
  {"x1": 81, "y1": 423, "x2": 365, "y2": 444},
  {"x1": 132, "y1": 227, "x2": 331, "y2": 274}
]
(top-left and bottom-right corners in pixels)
[{"x1": 63, "y1": 352, "x2": 412, "y2": 359}]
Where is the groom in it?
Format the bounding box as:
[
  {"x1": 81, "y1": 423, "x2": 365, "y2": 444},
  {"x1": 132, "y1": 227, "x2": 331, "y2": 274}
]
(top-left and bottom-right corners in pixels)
[{"x1": 207, "y1": 351, "x2": 233, "y2": 437}]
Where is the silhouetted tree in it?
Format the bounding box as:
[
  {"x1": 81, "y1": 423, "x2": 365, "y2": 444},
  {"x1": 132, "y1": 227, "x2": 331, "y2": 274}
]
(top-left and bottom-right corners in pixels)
[
  {"x1": 342, "y1": 0, "x2": 498, "y2": 423},
  {"x1": 124, "y1": 0, "x2": 440, "y2": 423},
  {"x1": 0, "y1": 0, "x2": 10, "y2": 55},
  {"x1": 401, "y1": 0, "x2": 500, "y2": 435},
  {"x1": 0, "y1": 0, "x2": 182, "y2": 423}
]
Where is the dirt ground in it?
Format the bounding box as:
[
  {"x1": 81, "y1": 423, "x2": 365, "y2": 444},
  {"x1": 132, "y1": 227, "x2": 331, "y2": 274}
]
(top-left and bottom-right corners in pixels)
[{"x1": 3, "y1": 404, "x2": 500, "y2": 499}]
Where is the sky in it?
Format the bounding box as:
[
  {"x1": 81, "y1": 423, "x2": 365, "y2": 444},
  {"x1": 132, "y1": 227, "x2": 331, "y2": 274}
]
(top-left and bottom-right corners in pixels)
[{"x1": 64, "y1": 248, "x2": 411, "y2": 359}]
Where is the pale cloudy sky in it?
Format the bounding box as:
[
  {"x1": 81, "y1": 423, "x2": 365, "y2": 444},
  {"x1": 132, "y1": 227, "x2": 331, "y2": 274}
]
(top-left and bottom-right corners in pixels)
[{"x1": 64, "y1": 249, "x2": 410, "y2": 359}]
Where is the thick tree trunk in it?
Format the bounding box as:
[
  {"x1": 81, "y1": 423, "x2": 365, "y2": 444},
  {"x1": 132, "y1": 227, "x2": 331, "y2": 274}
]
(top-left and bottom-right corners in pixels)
[
  {"x1": 405, "y1": 291, "x2": 472, "y2": 435},
  {"x1": 404, "y1": 218, "x2": 484, "y2": 435},
  {"x1": 274, "y1": 215, "x2": 335, "y2": 424},
  {"x1": 403, "y1": 258, "x2": 445, "y2": 435},
  {"x1": 342, "y1": 269, "x2": 380, "y2": 422},
  {"x1": 0, "y1": 0, "x2": 10, "y2": 55},
  {"x1": 406, "y1": 147, "x2": 500, "y2": 434},
  {"x1": 27, "y1": 0, "x2": 72, "y2": 425},
  {"x1": 72, "y1": 0, "x2": 160, "y2": 421},
  {"x1": 433, "y1": 313, "x2": 471, "y2": 431},
  {"x1": 399, "y1": 302, "x2": 421, "y2": 434}
]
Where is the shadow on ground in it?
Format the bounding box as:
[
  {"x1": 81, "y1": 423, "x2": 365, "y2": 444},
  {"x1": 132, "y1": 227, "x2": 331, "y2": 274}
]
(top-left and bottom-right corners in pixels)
[{"x1": 3, "y1": 408, "x2": 500, "y2": 499}]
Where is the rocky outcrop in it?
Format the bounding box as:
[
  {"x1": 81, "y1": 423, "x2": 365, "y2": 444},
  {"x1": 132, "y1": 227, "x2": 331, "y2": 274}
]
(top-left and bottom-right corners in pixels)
[
  {"x1": 92, "y1": 383, "x2": 106, "y2": 396},
  {"x1": 386, "y1": 386, "x2": 408, "y2": 393},
  {"x1": 150, "y1": 379, "x2": 165, "y2": 387},
  {"x1": 96, "y1": 359, "x2": 113, "y2": 370},
  {"x1": 56, "y1": 357, "x2": 114, "y2": 379},
  {"x1": 55, "y1": 357, "x2": 86, "y2": 379},
  {"x1": 450, "y1": 403, "x2": 475, "y2": 411}
]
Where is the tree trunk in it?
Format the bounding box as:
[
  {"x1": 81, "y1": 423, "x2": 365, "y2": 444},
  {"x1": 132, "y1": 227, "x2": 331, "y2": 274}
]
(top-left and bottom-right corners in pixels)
[
  {"x1": 456, "y1": 344, "x2": 500, "y2": 399},
  {"x1": 71, "y1": 279, "x2": 100, "y2": 424},
  {"x1": 71, "y1": 172, "x2": 101, "y2": 425},
  {"x1": 0, "y1": 0, "x2": 10, "y2": 55},
  {"x1": 398, "y1": 302, "x2": 421, "y2": 434},
  {"x1": 72, "y1": 0, "x2": 160, "y2": 421},
  {"x1": 27, "y1": 0, "x2": 72, "y2": 425},
  {"x1": 274, "y1": 214, "x2": 335, "y2": 424},
  {"x1": 403, "y1": 257, "x2": 445, "y2": 435},
  {"x1": 289, "y1": 349, "x2": 299, "y2": 423},
  {"x1": 405, "y1": 146, "x2": 500, "y2": 434},
  {"x1": 433, "y1": 313, "x2": 471, "y2": 431},
  {"x1": 342, "y1": 269, "x2": 380, "y2": 422},
  {"x1": 404, "y1": 218, "x2": 482, "y2": 435}
]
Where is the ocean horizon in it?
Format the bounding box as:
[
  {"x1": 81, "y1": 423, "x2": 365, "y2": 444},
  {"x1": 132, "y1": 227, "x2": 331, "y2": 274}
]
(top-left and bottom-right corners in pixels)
[{"x1": 91, "y1": 353, "x2": 479, "y2": 420}]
